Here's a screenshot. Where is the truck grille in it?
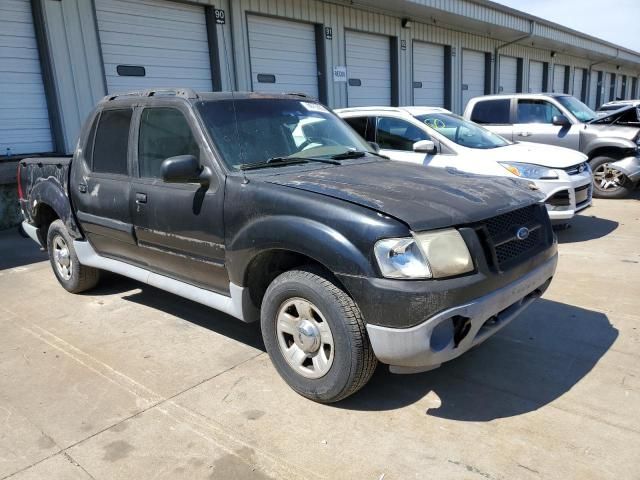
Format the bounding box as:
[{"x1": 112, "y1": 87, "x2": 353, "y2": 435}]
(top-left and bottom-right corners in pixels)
[{"x1": 478, "y1": 204, "x2": 552, "y2": 271}]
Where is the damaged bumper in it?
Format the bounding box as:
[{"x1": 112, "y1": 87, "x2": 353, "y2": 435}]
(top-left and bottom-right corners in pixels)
[
  {"x1": 611, "y1": 155, "x2": 640, "y2": 182},
  {"x1": 535, "y1": 170, "x2": 593, "y2": 221},
  {"x1": 365, "y1": 253, "x2": 557, "y2": 373}
]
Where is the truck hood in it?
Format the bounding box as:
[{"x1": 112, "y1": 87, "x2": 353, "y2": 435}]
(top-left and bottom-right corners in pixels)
[
  {"x1": 261, "y1": 161, "x2": 543, "y2": 231},
  {"x1": 465, "y1": 141, "x2": 587, "y2": 168}
]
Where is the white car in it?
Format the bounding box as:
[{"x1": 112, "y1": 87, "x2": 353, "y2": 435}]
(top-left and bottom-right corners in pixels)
[{"x1": 336, "y1": 106, "x2": 592, "y2": 222}]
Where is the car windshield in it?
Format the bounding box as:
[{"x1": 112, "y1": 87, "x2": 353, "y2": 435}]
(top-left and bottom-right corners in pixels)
[
  {"x1": 556, "y1": 96, "x2": 596, "y2": 122},
  {"x1": 196, "y1": 98, "x2": 373, "y2": 169},
  {"x1": 415, "y1": 112, "x2": 510, "y2": 149}
]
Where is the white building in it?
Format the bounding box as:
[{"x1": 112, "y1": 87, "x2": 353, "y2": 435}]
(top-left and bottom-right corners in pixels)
[{"x1": 2, "y1": 0, "x2": 640, "y2": 158}]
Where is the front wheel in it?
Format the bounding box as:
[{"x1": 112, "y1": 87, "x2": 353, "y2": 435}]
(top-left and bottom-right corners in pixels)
[
  {"x1": 261, "y1": 267, "x2": 377, "y2": 403},
  {"x1": 590, "y1": 156, "x2": 636, "y2": 199},
  {"x1": 47, "y1": 220, "x2": 100, "y2": 293}
]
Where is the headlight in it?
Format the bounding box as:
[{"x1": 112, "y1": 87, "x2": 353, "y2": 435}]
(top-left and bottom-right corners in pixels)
[
  {"x1": 499, "y1": 162, "x2": 559, "y2": 180},
  {"x1": 374, "y1": 229, "x2": 474, "y2": 279}
]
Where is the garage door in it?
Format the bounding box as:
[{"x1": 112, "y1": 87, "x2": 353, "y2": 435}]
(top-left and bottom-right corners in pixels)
[
  {"x1": 248, "y1": 15, "x2": 318, "y2": 98},
  {"x1": 553, "y1": 64, "x2": 566, "y2": 93},
  {"x1": 529, "y1": 60, "x2": 544, "y2": 93},
  {"x1": 95, "y1": 0, "x2": 212, "y2": 93},
  {"x1": 462, "y1": 49, "x2": 485, "y2": 110},
  {"x1": 413, "y1": 42, "x2": 444, "y2": 107},
  {"x1": 346, "y1": 31, "x2": 391, "y2": 107},
  {"x1": 498, "y1": 55, "x2": 517, "y2": 94},
  {"x1": 572, "y1": 68, "x2": 584, "y2": 100},
  {"x1": 605, "y1": 73, "x2": 614, "y2": 101},
  {"x1": 0, "y1": 0, "x2": 53, "y2": 155}
]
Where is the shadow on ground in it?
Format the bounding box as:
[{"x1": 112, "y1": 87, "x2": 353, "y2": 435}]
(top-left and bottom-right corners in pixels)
[
  {"x1": 89, "y1": 272, "x2": 266, "y2": 351},
  {"x1": 338, "y1": 298, "x2": 616, "y2": 420},
  {"x1": 556, "y1": 214, "x2": 618, "y2": 243},
  {"x1": 0, "y1": 227, "x2": 47, "y2": 270}
]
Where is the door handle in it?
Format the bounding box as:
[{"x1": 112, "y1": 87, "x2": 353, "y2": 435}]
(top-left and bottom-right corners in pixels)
[
  {"x1": 78, "y1": 184, "x2": 87, "y2": 193},
  {"x1": 517, "y1": 132, "x2": 532, "y2": 137},
  {"x1": 136, "y1": 193, "x2": 147, "y2": 204}
]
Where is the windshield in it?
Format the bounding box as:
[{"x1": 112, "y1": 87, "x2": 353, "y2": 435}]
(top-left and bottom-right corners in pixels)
[
  {"x1": 556, "y1": 96, "x2": 596, "y2": 122},
  {"x1": 196, "y1": 98, "x2": 372, "y2": 169},
  {"x1": 415, "y1": 112, "x2": 510, "y2": 149}
]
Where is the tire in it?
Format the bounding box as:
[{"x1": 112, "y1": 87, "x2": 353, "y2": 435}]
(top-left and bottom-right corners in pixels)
[
  {"x1": 47, "y1": 219, "x2": 100, "y2": 293},
  {"x1": 261, "y1": 266, "x2": 377, "y2": 403},
  {"x1": 590, "y1": 156, "x2": 636, "y2": 199}
]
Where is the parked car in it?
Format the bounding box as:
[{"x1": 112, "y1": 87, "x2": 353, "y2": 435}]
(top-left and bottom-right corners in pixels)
[
  {"x1": 598, "y1": 100, "x2": 640, "y2": 113},
  {"x1": 463, "y1": 94, "x2": 640, "y2": 198},
  {"x1": 18, "y1": 89, "x2": 557, "y2": 403},
  {"x1": 337, "y1": 106, "x2": 592, "y2": 224}
]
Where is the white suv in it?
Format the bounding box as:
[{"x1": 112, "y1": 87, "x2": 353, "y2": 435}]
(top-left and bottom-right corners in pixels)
[{"x1": 336, "y1": 106, "x2": 592, "y2": 223}]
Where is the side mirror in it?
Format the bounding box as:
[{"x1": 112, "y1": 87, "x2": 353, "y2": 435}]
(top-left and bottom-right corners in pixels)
[
  {"x1": 413, "y1": 139, "x2": 437, "y2": 154},
  {"x1": 368, "y1": 141, "x2": 381, "y2": 153},
  {"x1": 161, "y1": 155, "x2": 208, "y2": 185},
  {"x1": 552, "y1": 115, "x2": 571, "y2": 127}
]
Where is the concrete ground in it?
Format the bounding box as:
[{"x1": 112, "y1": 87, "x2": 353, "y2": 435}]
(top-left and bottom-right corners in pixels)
[{"x1": 0, "y1": 197, "x2": 638, "y2": 480}]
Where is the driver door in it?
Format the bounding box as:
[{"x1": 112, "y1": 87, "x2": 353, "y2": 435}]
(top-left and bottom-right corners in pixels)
[
  {"x1": 374, "y1": 116, "x2": 434, "y2": 165},
  {"x1": 513, "y1": 99, "x2": 580, "y2": 149}
]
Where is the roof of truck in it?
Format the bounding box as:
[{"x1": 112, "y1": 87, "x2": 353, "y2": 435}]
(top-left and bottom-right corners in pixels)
[{"x1": 99, "y1": 88, "x2": 317, "y2": 104}]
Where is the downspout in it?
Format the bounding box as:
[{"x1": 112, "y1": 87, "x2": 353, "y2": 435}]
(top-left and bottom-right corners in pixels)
[
  {"x1": 494, "y1": 20, "x2": 535, "y2": 94},
  {"x1": 587, "y1": 48, "x2": 620, "y2": 106}
]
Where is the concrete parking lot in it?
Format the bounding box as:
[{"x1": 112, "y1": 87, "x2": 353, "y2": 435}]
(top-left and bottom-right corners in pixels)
[{"x1": 0, "y1": 196, "x2": 638, "y2": 480}]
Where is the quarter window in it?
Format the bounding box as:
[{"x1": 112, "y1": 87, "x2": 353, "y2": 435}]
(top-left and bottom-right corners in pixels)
[
  {"x1": 138, "y1": 108, "x2": 199, "y2": 179},
  {"x1": 92, "y1": 109, "x2": 132, "y2": 175},
  {"x1": 470, "y1": 99, "x2": 511, "y2": 124},
  {"x1": 376, "y1": 117, "x2": 429, "y2": 151},
  {"x1": 517, "y1": 100, "x2": 562, "y2": 123}
]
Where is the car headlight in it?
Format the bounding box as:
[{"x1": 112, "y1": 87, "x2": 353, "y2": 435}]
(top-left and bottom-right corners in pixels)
[
  {"x1": 499, "y1": 162, "x2": 559, "y2": 180},
  {"x1": 374, "y1": 229, "x2": 474, "y2": 279}
]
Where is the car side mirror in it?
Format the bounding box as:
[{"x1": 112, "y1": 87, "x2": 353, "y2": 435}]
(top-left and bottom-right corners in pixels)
[
  {"x1": 161, "y1": 155, "x2": 210, "y2": 186},
  {"x1": 369, "y1": 141, "x2": 381, "y2": 153},
  {"x1": 552, "y1": 115, "x2": 571, "y2": 127},
  {"x1": 413, "y1": 140, "x2": 437, "y2": 154}
]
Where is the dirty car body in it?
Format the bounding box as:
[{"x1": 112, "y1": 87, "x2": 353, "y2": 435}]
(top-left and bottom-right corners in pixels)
[{"x1": 18, "y1": 90, "x2": 557, "y2": 401}]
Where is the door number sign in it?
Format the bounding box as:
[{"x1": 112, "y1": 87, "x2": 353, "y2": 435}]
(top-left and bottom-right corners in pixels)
[{"x1": 214, "y1": 9, "x2": 225, "y2": 24}]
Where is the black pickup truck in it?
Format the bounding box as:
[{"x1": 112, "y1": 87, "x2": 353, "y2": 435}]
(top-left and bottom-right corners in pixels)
[{"x1": 18, "y1": 89, "x2": 558, "y2": 402}]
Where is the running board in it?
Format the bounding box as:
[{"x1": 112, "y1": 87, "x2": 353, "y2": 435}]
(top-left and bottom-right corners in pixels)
[{"x1": 74, "y1": 240, "x2": 247, "y2": 322}]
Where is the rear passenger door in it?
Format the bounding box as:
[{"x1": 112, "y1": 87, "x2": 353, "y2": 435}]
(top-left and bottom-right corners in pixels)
[
  {"x1": 513, "y1": 99, "x2": 580, "y2": 149},
  {"x1": 71, "y1": 108, "x2": 139, "y2": 261},
  {"x1": 468, "y1": 99, "x2": 513, "y2": 140},
  {"x1": 130, "y1": 104, "x2": 229, "y2": 294}
]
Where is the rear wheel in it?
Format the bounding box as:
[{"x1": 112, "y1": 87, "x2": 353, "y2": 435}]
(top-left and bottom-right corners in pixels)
[
  {"x1": 47, "y1": 220, "x2": 100, "y2": 293},
  {"x1": 590, "y1": 156, "x2": 636, "y2": 199},
  {"x1": 261, "y1": 266, "x2": 377, "y2": 403}
]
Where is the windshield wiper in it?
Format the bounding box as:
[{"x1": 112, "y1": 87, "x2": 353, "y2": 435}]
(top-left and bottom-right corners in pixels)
[
  {"x1": 330, "y1": 150, "x2": 367, "y2": 160},
  {"x1": 239, "y1": 157, "x2": 309, "y2": 171}
]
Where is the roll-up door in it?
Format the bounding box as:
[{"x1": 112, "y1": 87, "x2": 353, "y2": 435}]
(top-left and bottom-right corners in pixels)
[
  {"x1": 345, "y1": 31, "x2": 391, "y2": 107},
  {"x1": 553, "y1": 64, "x2": 566, "y2": 93},
  {"x1": 413, "y1": 42, "x2": 445, "y2": 107},
  {"x1": 573, "y1": 68, "x2": 584, "y2": 100},
  {"x1": 529, "y1": 60, "x2": 544, "y2": 93},
  {"x1": 248, "y1": 15, "x2": 319, "y2": 99},
  {"x1": 1, "y1": 0, "x2": 53, "y2": 155},
  {"x1": 95, "y1": 0, "x2": 213, "y2": 93},
  {"x1": 498, "y1": 55, "x2": 517, "y2": 94},
  {"x1": 462, "y1": 49, "x2": 485, "y2": 110}
]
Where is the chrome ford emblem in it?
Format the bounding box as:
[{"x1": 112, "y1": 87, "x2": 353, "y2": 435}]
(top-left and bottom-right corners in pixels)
[{"x1": 516, "y1": 227, "x2": 530, "y2": 241}]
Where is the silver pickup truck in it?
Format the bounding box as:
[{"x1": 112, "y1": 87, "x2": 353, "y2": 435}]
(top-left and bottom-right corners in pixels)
[{"x1": 464, "y1": 93, "x2": 640, "y2": 199}]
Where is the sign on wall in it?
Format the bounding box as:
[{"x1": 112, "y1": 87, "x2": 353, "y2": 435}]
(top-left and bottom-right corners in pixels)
[{"x1": 333, "y1": 66, "x2": 347, "y2": 82}]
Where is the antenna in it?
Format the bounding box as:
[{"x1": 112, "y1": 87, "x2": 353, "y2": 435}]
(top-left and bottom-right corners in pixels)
[{"x1": 219, "y1": 16, "x2": 248, "y2": 184}]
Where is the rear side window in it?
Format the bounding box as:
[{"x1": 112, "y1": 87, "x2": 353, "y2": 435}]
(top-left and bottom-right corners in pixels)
[
  {"x1": 138, "y1": 108, "x2": 199, "y2": 179},
  {"x1": 516, "y1": 100, "x2": 562, "y2": 123},
  {"x1": 470, "y1": 99, "x2": 511, "y2": 124},
  {"x1": 344, "y1": 116, "x2": 370, "y2": 140},
  {"x1": 376, "y1": 117, "x2": 429, "y2": 151},
  {"x1": 92, "y1": 109, "x2": 132, "y2": 175}
]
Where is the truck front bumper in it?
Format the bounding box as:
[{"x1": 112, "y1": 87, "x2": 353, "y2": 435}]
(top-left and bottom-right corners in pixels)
[
  {"x1": 364, "y1": 253, "x2": 557, "y2": 373},
  {"x1": 611, "y1": 155, "x2": 640, "y2": 182}
]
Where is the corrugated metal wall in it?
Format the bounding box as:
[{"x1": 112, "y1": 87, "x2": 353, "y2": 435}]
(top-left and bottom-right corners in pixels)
[{"x1": 31, "y1": 0, "x2": 640, "y2": 154}]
